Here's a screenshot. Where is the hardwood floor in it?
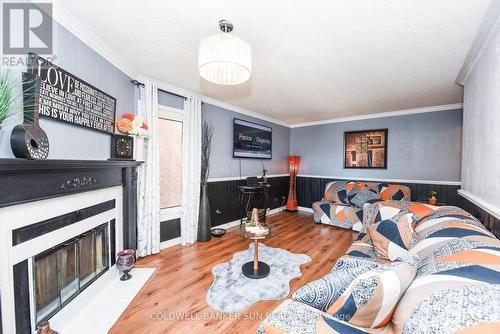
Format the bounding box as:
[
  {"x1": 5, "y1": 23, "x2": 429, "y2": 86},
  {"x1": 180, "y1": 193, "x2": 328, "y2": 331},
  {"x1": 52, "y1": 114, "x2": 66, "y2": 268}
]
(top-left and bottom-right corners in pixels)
[{"x1": 109, "y1": 212, "x2": 356, "y2": 334}]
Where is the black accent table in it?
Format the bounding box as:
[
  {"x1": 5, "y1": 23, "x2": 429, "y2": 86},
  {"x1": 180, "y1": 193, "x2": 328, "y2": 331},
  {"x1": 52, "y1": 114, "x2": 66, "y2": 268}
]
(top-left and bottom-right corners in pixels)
[{"x1": 238, "y1": 183, "x2": 271, "y2": 225}]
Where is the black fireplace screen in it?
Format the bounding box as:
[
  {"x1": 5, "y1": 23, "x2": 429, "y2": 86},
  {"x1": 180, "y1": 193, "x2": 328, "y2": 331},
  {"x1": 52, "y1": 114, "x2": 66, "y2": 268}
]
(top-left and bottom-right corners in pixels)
[{"x1": 33, "y1": 223, "x2": 109, "y2": 325}]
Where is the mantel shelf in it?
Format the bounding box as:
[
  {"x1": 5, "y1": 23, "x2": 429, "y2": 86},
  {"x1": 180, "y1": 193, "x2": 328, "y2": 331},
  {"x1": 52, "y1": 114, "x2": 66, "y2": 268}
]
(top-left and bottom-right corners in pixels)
[{"x1": 0, "y1": 159, "x2": 143, "y2": 172}]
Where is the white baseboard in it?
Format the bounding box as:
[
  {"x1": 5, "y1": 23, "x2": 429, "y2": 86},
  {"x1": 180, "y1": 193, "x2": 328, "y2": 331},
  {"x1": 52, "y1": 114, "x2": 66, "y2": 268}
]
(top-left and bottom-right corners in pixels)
[
  {"x1": 159, "y1": 237, "x2": 181, "y2": 250},
  {"x1": 298, "y1": 206, "x2": 314, "y2": 213},
  {"x1": 458, "y1": 190, "x2": 500, "y2": 220},
  {"x1": 159, "y1": 207, "x2": 285, "y2": 250}
]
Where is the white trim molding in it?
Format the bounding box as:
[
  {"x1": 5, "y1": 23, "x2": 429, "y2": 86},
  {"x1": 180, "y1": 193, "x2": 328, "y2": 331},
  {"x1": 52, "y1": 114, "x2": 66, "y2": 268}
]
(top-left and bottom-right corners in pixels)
[
  {"x1": 139, "y1": 75, "x2": 290, "y2": 127},
  {"x1": 456, "y1": 1, "x2": 500, "y2": 85},
  {"x1": 298, "y1": 206, "x2": 314, "y2": 213},
  {"x1": 458, "y1": 190, "x2": 500, "y2": 220},
  {"x1": 45, "y1": 0, "x2": 467, "y2": 130},
  {"x1": 207, "y1": 174, "x2": 289, "y2": 183},
  {"x1": 297, "y1": 174, "x2": 461, "y2": 186},
  {"x1": 289, "y1": 104, "x2": 463, "y2": 128},
  {"x1": 47, "y1": 0, "x2": 138, "y2": 79}
]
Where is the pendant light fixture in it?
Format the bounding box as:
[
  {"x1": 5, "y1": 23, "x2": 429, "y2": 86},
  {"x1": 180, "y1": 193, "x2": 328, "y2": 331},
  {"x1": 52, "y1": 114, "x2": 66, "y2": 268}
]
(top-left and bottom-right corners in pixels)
[{"x1": 198, "y1": 20, "x2": 252, "y2": 85}]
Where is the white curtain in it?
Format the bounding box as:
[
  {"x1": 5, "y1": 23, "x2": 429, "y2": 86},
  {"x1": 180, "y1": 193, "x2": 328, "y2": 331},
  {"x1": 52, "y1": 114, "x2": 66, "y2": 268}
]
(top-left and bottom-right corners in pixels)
[
  {"x1": 136, "y1": 81, "x2": 160, "y2": 257},
  {"x1": 180, "y1": 97, "x2": 202, "y2": 245}
]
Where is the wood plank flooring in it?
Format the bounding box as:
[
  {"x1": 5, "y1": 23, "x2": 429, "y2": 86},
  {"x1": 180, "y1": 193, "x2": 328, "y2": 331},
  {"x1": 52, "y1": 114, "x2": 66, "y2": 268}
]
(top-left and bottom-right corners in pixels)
[{"x1": 109, "y1": 212, "x2": 356, "y2": 334}]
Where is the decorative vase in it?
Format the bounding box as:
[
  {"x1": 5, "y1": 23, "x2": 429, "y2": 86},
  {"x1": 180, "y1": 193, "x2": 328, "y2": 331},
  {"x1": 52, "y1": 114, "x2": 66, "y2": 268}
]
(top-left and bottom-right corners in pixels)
[
  {"x1": 428, "y1": 197, "x2": 437, "y2": 205},
  {"x1": 286, "y1": 156, "x2": 300, "y2": 211},
  {"x1": 134, "y1": 136, "x2": 145, "y2": 161},
  {"x1": 116, "y1": 249, "x2": 135, "y2": 281},
  {"x1": 37, "y1": 321, "x2": 59, "y2": 334},
  {"x1": 197, "y1": 183, "x2": 212, "y2": 242}
]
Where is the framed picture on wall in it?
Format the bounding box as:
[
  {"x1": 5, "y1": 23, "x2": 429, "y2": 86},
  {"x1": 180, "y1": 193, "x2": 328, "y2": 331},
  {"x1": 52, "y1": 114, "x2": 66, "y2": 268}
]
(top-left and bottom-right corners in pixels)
[{"x1": 344, "y1": 129, "x2": 388, "y2": 169}]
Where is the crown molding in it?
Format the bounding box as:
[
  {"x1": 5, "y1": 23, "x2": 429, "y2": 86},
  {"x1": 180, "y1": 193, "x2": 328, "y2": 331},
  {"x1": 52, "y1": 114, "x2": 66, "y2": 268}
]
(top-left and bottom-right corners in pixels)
[
  {"x1": 43, "y1": 0, "x2": 466, "y2": 129},
  {"x1": 456, "y1": 1, "x2": 500, "y2": 86},
  {"x1": 42, "y1": 0, "x2": 138, "y2": 79},
  {"x1": 138, "y1": 75, "x2": 291, "y2": 127},
  {"x1": 44, "y1": 0, "x2": 290, "y2": 128},
  {"x1": 289, "y1": 103, "x2": 463, "y2": 128}
]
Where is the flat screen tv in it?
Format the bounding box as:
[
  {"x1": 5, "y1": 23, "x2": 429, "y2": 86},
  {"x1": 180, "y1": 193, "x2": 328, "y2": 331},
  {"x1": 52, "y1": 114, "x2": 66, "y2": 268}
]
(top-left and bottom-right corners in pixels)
[{"x1": 233, "y1": 118, "x2": 272, "y2": 159}]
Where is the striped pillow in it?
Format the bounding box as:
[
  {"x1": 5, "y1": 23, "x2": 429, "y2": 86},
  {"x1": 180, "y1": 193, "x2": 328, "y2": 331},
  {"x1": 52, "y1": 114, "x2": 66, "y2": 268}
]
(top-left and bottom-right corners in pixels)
[
  {"x1": 326, "y1": 256, "x2": 418, "y2": 329},
  {"x1": 368, "y1": 213, "x2": 417, "y2": 261}
]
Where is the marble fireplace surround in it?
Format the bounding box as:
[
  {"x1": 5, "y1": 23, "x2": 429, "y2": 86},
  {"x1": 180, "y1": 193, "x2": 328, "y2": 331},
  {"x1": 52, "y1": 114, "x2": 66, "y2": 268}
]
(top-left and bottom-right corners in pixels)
[{"x1": 0, "y1": 159, "x2": 141, "y2": 334}]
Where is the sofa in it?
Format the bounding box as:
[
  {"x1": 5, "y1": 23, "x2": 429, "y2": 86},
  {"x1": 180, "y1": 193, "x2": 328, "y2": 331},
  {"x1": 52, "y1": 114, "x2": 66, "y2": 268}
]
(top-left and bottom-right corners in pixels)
[
  {"x1": 258, "y1": 201, "x2": 500, "y2": 334},
  {"x1": 312, "y1": 181, "x2": 411, "y2": 231}
]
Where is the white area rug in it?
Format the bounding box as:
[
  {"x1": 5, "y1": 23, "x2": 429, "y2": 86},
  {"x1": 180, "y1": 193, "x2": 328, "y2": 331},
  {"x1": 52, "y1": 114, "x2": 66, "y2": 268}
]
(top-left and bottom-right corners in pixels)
[
  {"x1": 49, "y1": 267, "x2": 155, "y2": 333},
  {"x1": 206, "y1": 243, "x2": 311, "y2": 312}
]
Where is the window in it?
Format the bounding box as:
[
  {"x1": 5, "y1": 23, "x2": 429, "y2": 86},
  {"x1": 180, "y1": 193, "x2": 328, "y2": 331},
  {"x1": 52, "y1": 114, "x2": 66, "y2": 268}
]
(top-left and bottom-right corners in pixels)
[{"x1": 158, "y1": 106, "x2": 183, "y2": 217}]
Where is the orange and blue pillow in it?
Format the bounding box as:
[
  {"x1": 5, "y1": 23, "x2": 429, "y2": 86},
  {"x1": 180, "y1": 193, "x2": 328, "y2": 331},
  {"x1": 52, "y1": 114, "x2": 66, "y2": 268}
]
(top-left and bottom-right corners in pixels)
[
  {"x1": 377, "y1": 183, "x2": 411, "y2": 201},
  {"x1": 368, "y1": 213, "x2": 417, "y2": 261},
  {"x1": 326, "y1": 255, "x2": 418, "y2": 328}
]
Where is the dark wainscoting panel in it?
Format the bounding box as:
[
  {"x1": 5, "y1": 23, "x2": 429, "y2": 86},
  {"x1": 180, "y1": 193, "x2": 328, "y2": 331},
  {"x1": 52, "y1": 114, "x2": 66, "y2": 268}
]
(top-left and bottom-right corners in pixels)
[
  {"x1": 296, "y1": 176, "x2": 461, "y2": 208},
  {"x1": 13, "y1": 260, "x2": 31, "y2": 334},
  {"x1": 160, "y1": 218, "x2": 181, "y2": 242},
  {"x1": 458, "y1": 196, "x2": 500, "y2": 239},
  {"x1": 110, "y1": 219, "x2": 116, "y2": 266},
  {"x1": 207, "y1": 176, "x2": 289, "y2": 227},
  {"x1": 296, "y1": 176, "x2": 500, "y2": 239}
]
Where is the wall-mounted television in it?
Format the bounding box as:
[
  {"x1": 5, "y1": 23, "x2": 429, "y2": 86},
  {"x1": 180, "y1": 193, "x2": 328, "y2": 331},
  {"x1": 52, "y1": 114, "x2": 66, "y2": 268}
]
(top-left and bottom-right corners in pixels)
[{"x1": 233, "y1": 118, "x2": 272, "y2": 159}]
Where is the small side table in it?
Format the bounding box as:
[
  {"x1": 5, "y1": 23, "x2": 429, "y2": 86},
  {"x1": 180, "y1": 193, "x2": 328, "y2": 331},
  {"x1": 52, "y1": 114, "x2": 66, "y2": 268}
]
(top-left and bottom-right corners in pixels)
[
  {"x1": 238, "y1": 184, "x2": 271, "y2": 225},
  {"x1": 237, "y1": 223, "x2": 276, "y2": 279}
]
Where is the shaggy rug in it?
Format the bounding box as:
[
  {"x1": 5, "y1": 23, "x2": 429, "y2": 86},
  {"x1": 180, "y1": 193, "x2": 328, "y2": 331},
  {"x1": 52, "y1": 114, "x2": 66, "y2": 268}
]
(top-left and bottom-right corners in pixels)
[{"x1": 206, "y1": 243, "x2": 311, "y2": 313}]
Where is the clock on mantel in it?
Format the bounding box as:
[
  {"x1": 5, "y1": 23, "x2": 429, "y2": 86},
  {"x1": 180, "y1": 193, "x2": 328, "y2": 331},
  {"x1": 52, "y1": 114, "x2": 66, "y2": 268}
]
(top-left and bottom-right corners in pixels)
[{"x1": 109, "y1": 134, "x2": 134, "y2": 161}]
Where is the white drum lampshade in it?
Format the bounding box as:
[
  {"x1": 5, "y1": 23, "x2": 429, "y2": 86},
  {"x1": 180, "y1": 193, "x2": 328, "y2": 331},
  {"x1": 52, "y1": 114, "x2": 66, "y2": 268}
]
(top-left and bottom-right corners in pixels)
[{"x1": 198, "y1": 20, "x2": 252, "y2": 85}]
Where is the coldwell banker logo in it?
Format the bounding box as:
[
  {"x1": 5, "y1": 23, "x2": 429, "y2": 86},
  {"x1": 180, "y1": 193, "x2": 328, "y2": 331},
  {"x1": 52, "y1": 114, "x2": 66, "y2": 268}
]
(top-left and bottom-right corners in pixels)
[{"x1": 2, "y1": 2, "x2": 53, "y2": 55}]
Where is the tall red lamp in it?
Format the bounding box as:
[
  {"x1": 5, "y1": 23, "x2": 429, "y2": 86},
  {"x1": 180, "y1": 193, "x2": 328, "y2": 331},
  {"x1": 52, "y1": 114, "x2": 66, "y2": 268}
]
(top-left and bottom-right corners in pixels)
[{"x1": 286, "y1": 155, "x2": 300, "y2": 211}]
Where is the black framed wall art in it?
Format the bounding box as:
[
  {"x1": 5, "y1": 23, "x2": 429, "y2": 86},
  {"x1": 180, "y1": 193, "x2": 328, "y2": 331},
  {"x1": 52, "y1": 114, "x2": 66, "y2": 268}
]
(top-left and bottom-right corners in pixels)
[
  {"x1": 344, "y1": 129, "x2": 388, "y2": 169},
  {"x1": 28, "y1": 53, "x2": 117, "y2": 134}
]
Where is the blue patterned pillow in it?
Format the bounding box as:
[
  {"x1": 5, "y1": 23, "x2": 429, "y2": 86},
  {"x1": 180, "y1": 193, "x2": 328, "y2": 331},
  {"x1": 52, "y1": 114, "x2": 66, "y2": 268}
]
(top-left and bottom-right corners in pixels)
[
  {"x1": 292, "y1": 257, "x2": 383, "y2": 311},
  {"x1": 348, "y1": 188, "x2": 381, "y2": 208}
]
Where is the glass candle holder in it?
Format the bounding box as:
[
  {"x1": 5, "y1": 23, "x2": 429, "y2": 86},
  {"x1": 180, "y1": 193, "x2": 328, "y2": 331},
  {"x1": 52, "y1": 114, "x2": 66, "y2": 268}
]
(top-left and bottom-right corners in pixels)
[{"x1": 116, "y1": 249, "x2": 135, "y2": 281}]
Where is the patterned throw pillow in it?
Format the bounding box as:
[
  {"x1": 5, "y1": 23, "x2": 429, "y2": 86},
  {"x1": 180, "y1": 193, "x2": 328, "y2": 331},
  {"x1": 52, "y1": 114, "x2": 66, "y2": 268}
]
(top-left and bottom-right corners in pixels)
[
  {"x1": 368, "y1": 213, "x2": 417, "y2": 261},
  {"x1": 324, "y1": 181, "x2": 355, "y2": 204},
  {"x1": 348, "y1": 188, "x2": 381, "y2": 208},
  {"x1": 326, "y1": 256, "x2": 418, "y2": 329},
  {"x1": 361, "y1": 202, "x2": 409, "y2": 234},
  {"x1": 377, "y1": 183, "x2": 410, "y2": 201},
  {"x1": 292, "y1": 256, "x2": 383, "y2": 311}
]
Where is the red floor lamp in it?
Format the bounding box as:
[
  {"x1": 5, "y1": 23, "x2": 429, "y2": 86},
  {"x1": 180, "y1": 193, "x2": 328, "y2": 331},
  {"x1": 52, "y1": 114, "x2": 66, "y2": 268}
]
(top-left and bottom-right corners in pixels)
[{"x1": 286, "y1": 155, "x2": 300, "y2": 211}]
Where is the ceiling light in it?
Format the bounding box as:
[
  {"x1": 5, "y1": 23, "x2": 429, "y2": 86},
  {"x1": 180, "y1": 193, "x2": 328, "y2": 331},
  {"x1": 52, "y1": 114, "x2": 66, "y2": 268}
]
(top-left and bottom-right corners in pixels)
[{"x1": 198, "y1": 20, "x2": 252, "y2": 85}]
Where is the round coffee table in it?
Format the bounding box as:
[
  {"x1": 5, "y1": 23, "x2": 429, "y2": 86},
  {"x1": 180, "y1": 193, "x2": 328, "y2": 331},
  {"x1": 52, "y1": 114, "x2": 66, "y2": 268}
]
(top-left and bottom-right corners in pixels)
[{"x1": 237, "y1": 223, "x2": 276, "y2": 279}]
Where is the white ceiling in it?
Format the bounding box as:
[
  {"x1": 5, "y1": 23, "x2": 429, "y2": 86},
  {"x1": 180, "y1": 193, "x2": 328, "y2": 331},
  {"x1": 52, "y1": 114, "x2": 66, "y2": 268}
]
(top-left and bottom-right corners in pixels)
[{"x1": 58, "y1": 0, "x2": 490, "y2": 125}]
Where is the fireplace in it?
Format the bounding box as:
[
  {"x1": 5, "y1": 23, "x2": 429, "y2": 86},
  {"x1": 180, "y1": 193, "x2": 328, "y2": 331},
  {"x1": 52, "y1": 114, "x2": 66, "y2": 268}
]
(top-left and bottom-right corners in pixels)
[
  {"x1": 33, "y1": 223, "x2": 109, "y2": 325},
  {"x1": 0, "y1": 159, "x2": 140, "y2": 334}
]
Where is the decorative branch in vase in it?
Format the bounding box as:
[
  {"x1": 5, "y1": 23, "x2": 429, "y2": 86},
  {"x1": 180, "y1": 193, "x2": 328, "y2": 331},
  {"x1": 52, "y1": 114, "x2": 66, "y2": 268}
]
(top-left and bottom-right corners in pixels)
[
  {"x1": 117, "y1": 113, "x2": 149, "y2": 161},
  {"x1": 198, "y1": 120, "x2": 214, "y2": 242}
]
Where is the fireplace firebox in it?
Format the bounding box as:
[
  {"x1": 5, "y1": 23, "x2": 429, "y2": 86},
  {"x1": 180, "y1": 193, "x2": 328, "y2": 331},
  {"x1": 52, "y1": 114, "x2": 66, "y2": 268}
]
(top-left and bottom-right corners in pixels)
[{"x1": 33, "y1": 223, "x2": 109, "y2": 325}]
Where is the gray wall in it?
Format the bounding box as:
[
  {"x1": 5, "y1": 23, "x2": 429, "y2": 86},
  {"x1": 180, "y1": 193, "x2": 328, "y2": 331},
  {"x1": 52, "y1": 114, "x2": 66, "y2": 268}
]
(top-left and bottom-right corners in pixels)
[
  {"x1": 462, "y1": 20, "x2": 500, "y2": 211},
  {"x1": 290, "y1": 109, "x2": 463, "y2": 181},
  {"x1": 0, "y1": 21, "x2": 136, "y2": 159},
  {"x1": 202, "y1": 103, "x2": 290, "y2": 179}
]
